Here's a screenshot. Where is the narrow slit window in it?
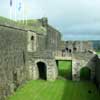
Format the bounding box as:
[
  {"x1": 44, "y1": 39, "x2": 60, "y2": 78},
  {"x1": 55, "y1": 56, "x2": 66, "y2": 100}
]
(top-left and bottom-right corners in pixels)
[{"x1": 31, "y1": 36, "x2": 34, "y2": 40}]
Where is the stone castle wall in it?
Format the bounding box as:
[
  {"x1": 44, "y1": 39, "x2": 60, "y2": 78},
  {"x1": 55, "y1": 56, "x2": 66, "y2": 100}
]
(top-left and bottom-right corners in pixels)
[
  {"x1": 60, "y1": 41, "x2": 93, "y2": 53},
  {"x1": 27, "y1": 58, "x2": 58, "y2": 80},
  {"x1": 0, "y1": 19, "x2": 61, "y2": 99},
  {"x1": 95, "y1": 55, "x2": 100, "y2": 90},
  {"x1": 46, "y1": 25, "x2": 61, "y2": 51},
  {"x1": 0, "y1": 17, "x2": 99, "y2": 100},
  {"x1": 0, "y1": 25, "x2": 28, "y2": 100},
  {"x1": 72, "y1": 54, "x2": 96, "y2": 81}
]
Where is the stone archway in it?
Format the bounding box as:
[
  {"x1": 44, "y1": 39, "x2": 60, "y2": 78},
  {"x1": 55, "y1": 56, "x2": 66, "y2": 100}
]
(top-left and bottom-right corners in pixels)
[
  {"x1": 56, "y1": 60, "x2": 72, "y2": 80},
  {"x1": 37, "y1": 62, "x2": 47, "y2": 80},
  {"x1": 80, "y1": 67, "x2": 91, "y2": 80}
]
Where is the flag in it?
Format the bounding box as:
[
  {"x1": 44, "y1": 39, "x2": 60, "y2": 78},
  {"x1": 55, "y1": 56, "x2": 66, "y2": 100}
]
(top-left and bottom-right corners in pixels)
[
  {"x1": 10, "y1": 0, "x2": 12, "y2": 7},
  {"x1": 18, "y1": 2, "x2": 22, "y2": 11},
  {"x1": 17, "y1": 0, "x2": 25, "y2": 24},
  {"x1": 10, "y1": 0, "x2": 12, "y2": 20}
]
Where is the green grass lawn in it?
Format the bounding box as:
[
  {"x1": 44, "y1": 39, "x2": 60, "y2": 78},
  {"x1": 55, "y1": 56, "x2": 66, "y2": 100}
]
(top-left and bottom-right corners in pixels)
[
  {"x1": 7, "y1": 61, "x2": 100, "y2": 100},
  {"x1": 96, "y1": 51, "x2": 100, "y2": 54},
  {"x1": 58, "y1": 60, "x2": 72, "y2": 79},
  {"x1": 8, "y1": 80, "x2": 100, "y2": 100}
]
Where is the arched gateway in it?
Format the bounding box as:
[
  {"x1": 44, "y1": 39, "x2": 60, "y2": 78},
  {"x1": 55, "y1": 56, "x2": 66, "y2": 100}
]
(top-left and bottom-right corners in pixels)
[
  {"x1": 80, "y1": 67, "x2": 91, "y2": 80},
  {"x1": 37, "y1": 62, "x2": 47, "y2": 80}
]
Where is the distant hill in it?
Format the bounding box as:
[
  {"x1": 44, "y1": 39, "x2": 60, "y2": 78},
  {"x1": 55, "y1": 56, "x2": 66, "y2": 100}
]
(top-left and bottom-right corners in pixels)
[{"x1": 92, "y1": 40, "x2": 100, "y2": 51}]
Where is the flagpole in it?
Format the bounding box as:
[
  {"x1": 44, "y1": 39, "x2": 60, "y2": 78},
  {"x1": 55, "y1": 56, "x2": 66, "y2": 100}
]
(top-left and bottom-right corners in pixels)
[
  {"x1": 22, "y1": 0, "x2": 25, "y2": 24},
  {"x1": 17, "y1": 0, "x2": 19, "y2": 22},
  {"x1": 10, "y1": 0, "x2": 12, "y2": 20},
  {"x1": 25, "y1": 11, "x2": 28, "y2": 25},
  {"x1": 18, "y1": 0, "x2": 21, "y2": 23},
  {"x1": 14, "y1": 0, "x2": 17, "y2": 21},
  {"x1": 10, "y1": 6, "x2": 11, "y2": 20},
  {"x1": 18, "y1": 0, "x2": 23, "y2": 24},
  {"x1": 24, "y1": 2, "x2": 29, "y2": 25}
]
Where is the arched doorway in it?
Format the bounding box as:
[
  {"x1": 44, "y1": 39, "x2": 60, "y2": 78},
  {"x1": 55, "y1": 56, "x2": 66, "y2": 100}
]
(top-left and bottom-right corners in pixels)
[
  {"x1": 37, "y1": 62, "x2": 47, "y2": 80},
  {"x1": 80, "y1": 67, "x2": 91, "y2": 80}
]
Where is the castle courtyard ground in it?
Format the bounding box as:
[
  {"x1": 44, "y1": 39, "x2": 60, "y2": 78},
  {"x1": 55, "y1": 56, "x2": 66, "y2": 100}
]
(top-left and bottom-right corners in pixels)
[
  {"x1": 7, "y1": 61, "x2": 100, "y2": 100},
  {"x1": 7, "y1": 80, "x2": 100, "y2": 100}
]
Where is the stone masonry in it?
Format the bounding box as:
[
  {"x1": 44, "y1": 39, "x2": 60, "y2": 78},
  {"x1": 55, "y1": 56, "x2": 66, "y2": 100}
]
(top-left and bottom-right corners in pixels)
[{"x1": 0, "y1": 17, "x2": 99, "y2": 100}]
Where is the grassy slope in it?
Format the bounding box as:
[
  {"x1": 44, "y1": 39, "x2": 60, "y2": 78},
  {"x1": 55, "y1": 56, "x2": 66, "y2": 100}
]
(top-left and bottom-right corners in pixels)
[
  {"x1": 0, "y1": 16, "x2": 46, "y2": 34},
  {"x1": 18, "y1": 19, "x2": 46, "y2": 34}
]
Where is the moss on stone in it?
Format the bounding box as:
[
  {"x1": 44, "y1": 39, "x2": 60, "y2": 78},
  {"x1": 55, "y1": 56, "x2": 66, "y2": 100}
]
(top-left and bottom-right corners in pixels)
[{"x1": 0, "y1": 16, "x2": 46, "y2": 34}]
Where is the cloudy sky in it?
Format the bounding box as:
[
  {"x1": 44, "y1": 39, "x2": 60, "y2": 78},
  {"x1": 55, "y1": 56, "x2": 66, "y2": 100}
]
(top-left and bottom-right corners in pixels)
[{"x1": 0, "y1": 0, "x2": 100, "y2": 40}]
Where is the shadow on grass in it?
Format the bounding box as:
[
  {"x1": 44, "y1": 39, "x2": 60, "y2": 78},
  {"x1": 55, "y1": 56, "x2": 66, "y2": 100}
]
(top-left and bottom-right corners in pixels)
[
  {"x1": 59, "y1": 69, "x2": 72, "y2": 80},
  {"x1": 61, "y1": 80, "x2": 100, "y2": 100}
]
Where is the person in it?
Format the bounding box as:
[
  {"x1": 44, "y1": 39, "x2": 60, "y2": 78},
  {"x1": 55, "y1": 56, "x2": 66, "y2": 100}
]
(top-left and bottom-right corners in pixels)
[{"x1": 62, "y1": 49, "x2": 65, "y2": 57}]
